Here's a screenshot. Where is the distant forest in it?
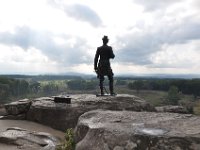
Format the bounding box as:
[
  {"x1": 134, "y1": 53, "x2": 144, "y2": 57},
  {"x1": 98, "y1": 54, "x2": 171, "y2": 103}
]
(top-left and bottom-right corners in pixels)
[
  {"x1": 127, "y1": 79, "x2": 200, "y2": 98},
  {"x1": 0, "y1": 75, "x2": 82, "y2": 81},
  {"x1": 0, "y1": 75, "x2": 96, "y2": 103},
  {"x1": 0, "y1": 75, "x2": 200, "y2": 104}
]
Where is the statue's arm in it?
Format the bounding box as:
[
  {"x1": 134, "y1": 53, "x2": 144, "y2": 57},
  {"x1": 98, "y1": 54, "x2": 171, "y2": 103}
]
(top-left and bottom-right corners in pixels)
[
  {"x1": 110, "y1": 47, "x2": 115, "y2": 59},
  {"x1": 94, "y1": 48, "x2": 99, "y2": 70}
]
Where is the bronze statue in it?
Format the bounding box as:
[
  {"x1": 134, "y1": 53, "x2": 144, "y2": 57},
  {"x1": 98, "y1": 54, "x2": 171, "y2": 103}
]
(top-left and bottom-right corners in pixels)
[{"x1": 94, "y1": 35, "x2": 116, "y2": 96}]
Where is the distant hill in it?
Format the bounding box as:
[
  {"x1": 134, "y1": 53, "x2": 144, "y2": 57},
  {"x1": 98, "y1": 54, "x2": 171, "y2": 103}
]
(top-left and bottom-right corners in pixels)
[
  {"x1": 0, "y1": 73, "x2": 199, "y2": 81},
  {"x1": 0, "y1": 74, "x2": 83, "y2": 81},
  {"x1": 116, "y1": 74, "x2": 200, "y2": 79}
]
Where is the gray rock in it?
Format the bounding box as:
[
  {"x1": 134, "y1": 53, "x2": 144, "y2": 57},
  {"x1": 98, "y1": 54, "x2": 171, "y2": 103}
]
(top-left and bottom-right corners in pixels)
[
  {"x1": 75, "y1": 110, "x2": 200, "y2": 150},
  {"x1": 0, "y1": 106, "x2": 6, "y2": 116},
  {"x1": 0, "y1": 114, "x2": 26, "y2": 120},
  {"x1": 4, "y1": 99, "x2": 31, "y2": 115},
  {"x1": 156, "y1": 105, "x2": 189, "y2": 114},
  {"x1": 0, "y1": 127, "x2": 60, "y2": 150},
  {"x1": 27, "y1": 94, "x2": 155, "y2": 131}
]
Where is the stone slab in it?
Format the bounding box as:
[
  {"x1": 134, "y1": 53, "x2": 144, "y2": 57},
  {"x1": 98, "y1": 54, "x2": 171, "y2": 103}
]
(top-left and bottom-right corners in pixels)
[
  {"x1": 75, "y1": 110, "x2": 200, "y2": 150},
  {"x1": 26, "y1": 94, "x2": 155, "y2": 131}
]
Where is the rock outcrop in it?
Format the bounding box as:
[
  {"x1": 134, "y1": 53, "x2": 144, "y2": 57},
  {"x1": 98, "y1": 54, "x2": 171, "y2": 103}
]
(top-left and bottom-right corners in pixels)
[
  {"x1": 155, "y1": 105, "x2": 190, "y2": 114},
  {"x1": 75, "y1": 110, "x2": 200, "y2": 150},
  {"x1": 4, "y1": 99, "x2": 31, "y2": 115},
  {"x1": 2, "y1": 94, "x2": 200, "y2": 150},
  {"x1": 0, "y1": 105, "x2": 6, "y2": 116},
  {"x1": 0, "y1": 127, "x2": 60, "y2": 150},
  {"x1": 26, "y1": 94, "x2": 155, "y2": 131}
]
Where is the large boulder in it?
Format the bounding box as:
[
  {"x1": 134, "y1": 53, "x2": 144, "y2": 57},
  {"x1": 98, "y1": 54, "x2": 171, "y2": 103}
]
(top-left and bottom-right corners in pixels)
[
  {"x1": 4, "y1": 99, "x2": 31, "y2": 115},
  {"x1": 0, "y1": 127, "x2": 60, "y2": 150},
  {"x1": 75, "y1": 110, "x2": 200, "y2": 150},
  {"x1": 27, "y1": 94, "x2": 155, "y2": 131}
]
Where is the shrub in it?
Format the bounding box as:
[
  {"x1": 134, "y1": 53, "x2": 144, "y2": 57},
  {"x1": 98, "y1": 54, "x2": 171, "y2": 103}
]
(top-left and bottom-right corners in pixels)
[
  {"x1": 167, "y1": 86, "x2": 181, "y2": 105},
  {"x1": 57, "y1": 128, "x2": 75, "y2": 150}
]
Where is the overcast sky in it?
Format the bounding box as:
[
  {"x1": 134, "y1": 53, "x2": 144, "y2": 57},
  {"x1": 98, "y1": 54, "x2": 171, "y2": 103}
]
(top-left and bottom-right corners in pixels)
[{"x1": 0, "y1": 0, "x2": 200, "y2": 75}]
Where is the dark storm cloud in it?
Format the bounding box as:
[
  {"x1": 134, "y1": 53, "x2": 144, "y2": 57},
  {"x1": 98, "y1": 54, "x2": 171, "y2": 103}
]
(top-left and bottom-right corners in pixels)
[
  {"x1": 0, "y1": 26, "x2": 91, "y2": 66},
  {"x1": 116, "y1": 19, "x2": 200, "y2": 66},
  {"x1": 133, "y1": 0, "x2": 181, "y2": 11},
  {"x1": 64, "y1": 4, "x2": 102, "y2": 27}
]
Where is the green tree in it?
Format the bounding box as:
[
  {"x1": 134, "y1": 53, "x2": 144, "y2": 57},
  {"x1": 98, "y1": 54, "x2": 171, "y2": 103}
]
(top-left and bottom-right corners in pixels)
[
  {"x1": 0, "y1": 83, "x2": 9, "y2": 99},
  {"x1": 167, "y1": 86, "x2": 180, "y2": 105},
  {"x1": 190, "y1": 79, "x2": 200, "y2": 100},
  {"x1": 67, "y1": 80, "x2": 85, "y2": 90},
  {"x1": 116, "y1": 80, "x2": 126, "y2": 86},
  {"x1": 134, "y1": 80, "x2": 144, "y2": 93},
  {"x1": 84, "y1": 80, "x2": 97, "y2": 90},
  {"x1": 42, "y1": 82, "x2": 58, "y2": 95},
  {"x1": 29, "y1": 81, "x2": 41, "y2": 93},
  {"x1": 19, "y1": 80, "x2": 29, "y2": 95}
]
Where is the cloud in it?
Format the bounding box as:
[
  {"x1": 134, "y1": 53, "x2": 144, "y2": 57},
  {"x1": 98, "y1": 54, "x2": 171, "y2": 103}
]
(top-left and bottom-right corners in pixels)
[
  {"x1": 0, "y1": 26, "x2": 92, "y2": 67},
  {"x1": 149, "y1": 40, "x2": 200, "y2": 68},
  {"x1": 0, "y1": 46, "x2": 59, "y2": 74},
  {"x1": 47, "y1": 0, "x2": 103, "y2": 27},
  {"x1": 133, "y1": 0, "x2": 182, "y2": 11},
  {"x1": 64, "y1": 4, "x2": 102, "y2": 27},
  {"x1": 0, "y1": 27, "x2": 34, "y2": 49},
  {"x1": 0, "y1": 0, "x2": 199, "y2": 75},
  {"x1": 170, "y1": 21, "x2": 200, "y2": 43},
  {"x1": 116, "y1": 17, "x2": 200, "y2": 66}
]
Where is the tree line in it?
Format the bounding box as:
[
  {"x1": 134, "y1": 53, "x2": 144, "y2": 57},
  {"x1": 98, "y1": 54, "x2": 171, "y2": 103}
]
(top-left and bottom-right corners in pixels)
[
  {"x1": 0, "y1": 75, "x2": 82, "y2": 81},
  {"x1": 127, "y1": 79, "x2": 200, "y2": 98},
  {"x1": 1, "y1": 76, "x2": 200, "y2": 104},
  {"x1": 0, "y1": 77, "x2": 45, "y2": 102},
  {"x1": 0, "y1": 77, "x2": 98, "y2": 103}
]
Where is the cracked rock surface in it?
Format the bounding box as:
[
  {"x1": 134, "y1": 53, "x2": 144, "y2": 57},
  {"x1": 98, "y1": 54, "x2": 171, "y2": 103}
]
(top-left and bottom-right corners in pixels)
[
  {"x1": 27, "y1": 94, "x2": 155, "y2": 131},
  {"x1": 0, "y1": 127, "x2": 60, "y2": 150},
  {"x1": 75, "y1": 110, "x2": 200, "y2": 150}
]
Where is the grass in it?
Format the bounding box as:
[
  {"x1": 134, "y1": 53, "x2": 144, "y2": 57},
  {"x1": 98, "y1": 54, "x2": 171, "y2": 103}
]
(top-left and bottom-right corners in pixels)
[
  {"x1": 57, "y1": 128, "x2": 75, "y2": 150},
  {"x1": 135, "y1": 90, "x2": 167, "y2": 106},
  {"x1": 115, "y1": 86, "x2": 167, "y2": 106},
  {"x1": 192, "y1": 101, "x2": 200, "y2": 115},
  {"x1": 115, "y1": 85, "x2": 195, "y2": 107}
]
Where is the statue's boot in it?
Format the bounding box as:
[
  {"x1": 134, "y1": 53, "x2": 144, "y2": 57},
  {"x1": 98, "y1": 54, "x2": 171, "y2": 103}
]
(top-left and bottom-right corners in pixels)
[
  {"x1": 100, "y1": 82, "x2": 104, "y2": 96},
  {"x1": 109, "y1": 82, "x2": 116, "y2": 96}
]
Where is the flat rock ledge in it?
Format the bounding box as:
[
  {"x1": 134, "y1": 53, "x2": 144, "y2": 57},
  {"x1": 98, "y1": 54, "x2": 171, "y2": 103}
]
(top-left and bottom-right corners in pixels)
[
  {"x1": 25, "y1": 94, "x2": 155, "y2": 131},
  {"x1": 155, "y1": 105, "x2": 191, "y2": 114},
  {"x1": 0, "y1": 127, "x2": 60, "y2": 150},
  {"x1": 75, "y1": 110, "x2": 200, "y2": 150},
  {"x1": 4, "y1": 99, "x2": 31, "y2": 115}
]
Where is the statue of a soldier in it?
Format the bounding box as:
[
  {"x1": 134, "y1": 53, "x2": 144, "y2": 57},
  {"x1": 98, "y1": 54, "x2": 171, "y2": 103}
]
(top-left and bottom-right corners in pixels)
[{"x1": 94, "y1": 35, "x2": 116, "y2": 96}]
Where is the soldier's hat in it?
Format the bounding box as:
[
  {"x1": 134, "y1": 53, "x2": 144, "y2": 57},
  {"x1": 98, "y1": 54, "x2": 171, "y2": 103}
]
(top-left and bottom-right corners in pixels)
[{"x1": 102, "y1": 35, "x2": 109, "y2": 41}]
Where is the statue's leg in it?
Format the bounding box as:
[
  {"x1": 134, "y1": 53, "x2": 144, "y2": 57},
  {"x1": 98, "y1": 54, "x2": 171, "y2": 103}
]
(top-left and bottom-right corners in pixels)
[
  {"x1": 108, "y1": 74, "x2": 114, "y2": 95},
  {"x1": 99, "y1": 75, "x2": 104, "y2": 95}
]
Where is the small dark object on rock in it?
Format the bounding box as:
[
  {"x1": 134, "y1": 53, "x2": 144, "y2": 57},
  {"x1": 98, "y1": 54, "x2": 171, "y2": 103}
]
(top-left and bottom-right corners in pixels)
[{"x1": 54, "y1": 96, "x2": 71, "y2": 104}]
